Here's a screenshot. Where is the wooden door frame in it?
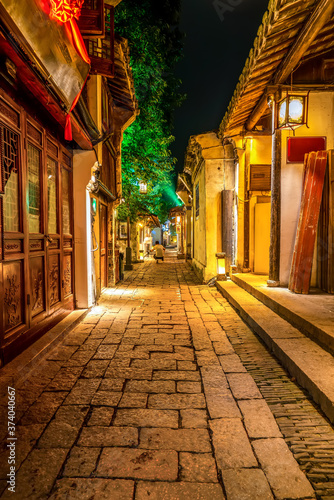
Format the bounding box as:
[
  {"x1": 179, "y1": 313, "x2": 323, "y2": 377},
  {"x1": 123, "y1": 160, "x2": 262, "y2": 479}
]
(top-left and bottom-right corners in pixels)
[{"x1": 99, "y1": 201, "x2": 108, "y2": 290}]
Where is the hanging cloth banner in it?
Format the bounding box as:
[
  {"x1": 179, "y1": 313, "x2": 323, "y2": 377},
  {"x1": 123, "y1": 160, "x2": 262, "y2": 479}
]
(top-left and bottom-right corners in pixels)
[
  {"x1": 50, "y1": 0, "x2": 91, "y2": 141},
  {"x1": 63, "y1": 18, "x2": 90, "y2": 140}
]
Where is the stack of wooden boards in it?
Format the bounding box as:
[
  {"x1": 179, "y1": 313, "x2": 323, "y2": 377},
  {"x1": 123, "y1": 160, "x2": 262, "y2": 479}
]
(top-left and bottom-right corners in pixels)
[{"x1": 289, "y1": 150, "x2": 333, "y2": 294}]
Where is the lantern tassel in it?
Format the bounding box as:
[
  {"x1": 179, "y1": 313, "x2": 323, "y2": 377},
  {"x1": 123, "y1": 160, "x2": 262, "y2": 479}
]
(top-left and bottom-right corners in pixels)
[{"x1": 64, "y1": 19, "x2": 90, "y2": 141}]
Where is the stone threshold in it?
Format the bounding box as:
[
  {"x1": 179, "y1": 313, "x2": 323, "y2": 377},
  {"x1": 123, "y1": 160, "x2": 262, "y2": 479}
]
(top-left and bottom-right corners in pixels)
[
  {"x1": 0, "y1": 308, "x2": 88, "y2": 395},
  {"x1": 216, "y1": 279, "x2": 334, "y2": 424}
]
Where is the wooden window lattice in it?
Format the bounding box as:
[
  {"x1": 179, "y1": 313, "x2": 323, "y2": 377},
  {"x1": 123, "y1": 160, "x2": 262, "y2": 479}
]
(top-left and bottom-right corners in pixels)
[
  {"x1": 195, "y1": 183, "x2": 200, "y2": 218},
  {"x1": 77, "y1": 0, "x2": 105, "y2": 37},
  {"x1": 86, "y1": 5, "x2": 114, "y2": 78},
  {"x1": 2, "y1": 126, "x2": 19, "y2": 186},
  {"x1": 1, "y1": 125, "x2": 20, "y2": 231}
]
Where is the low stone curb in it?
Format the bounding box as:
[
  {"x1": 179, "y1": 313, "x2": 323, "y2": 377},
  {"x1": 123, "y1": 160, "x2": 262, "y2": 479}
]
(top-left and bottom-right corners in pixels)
[
  {"x1": 216, "y1": 280, "x2": 334, "y2": 424},
  {"x1": 0, "y1": 308, "x2": 88, "y2": 395}
]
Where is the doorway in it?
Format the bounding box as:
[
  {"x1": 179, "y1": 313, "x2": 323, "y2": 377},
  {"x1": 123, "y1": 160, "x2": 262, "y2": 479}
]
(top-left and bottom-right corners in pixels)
[
  {"x1": 100, "y1": 203, "x2": 108, "y2": 290},
  {"x1": 254, "y1": 201, "x2": 271, "y2": 274}
]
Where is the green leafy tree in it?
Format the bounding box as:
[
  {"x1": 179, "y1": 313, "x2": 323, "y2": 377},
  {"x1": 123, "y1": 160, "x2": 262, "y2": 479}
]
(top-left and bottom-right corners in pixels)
[{"x1": 115, "y1": 0, "x2": 184, "y2": 224}]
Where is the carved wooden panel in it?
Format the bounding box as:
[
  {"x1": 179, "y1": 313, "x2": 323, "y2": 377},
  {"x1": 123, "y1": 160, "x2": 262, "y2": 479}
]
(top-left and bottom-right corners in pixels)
[
  {"x1": 4, "y1": 261, "x2": 23, "y2": 331},
  {"x1": 4, "y1": 240, "x2": 23, "y2": 255},
  {"x1": 27, "y1": 122, "x2": 42, "y2": 145},
  {"x1": 30, "y1": 256, "x2": 45, "y2": 317},
  {"x1": 29, "y1": 239, "x2": 43, "y2": 252},
  {"x1": 63, "y1": 254, "x2": 72, "y2": 297},
  {"x1": 0, "y1": 99, "x2": 19, "y2": 128},
  {"x1": 49, "y1": 239, "x2": 60, "y2": 250},
  {"x1": 63, "y1": 238, "x2": 72, "y2": 249},
  {"x1": 48, "y1": 254, "x2": 60, "y2": 307}
]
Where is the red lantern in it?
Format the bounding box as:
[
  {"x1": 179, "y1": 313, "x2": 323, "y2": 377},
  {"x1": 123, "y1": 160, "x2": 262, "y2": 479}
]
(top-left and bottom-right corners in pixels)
[{"x1": 50, "y1": 0, "x2": 84, "y2": 23}]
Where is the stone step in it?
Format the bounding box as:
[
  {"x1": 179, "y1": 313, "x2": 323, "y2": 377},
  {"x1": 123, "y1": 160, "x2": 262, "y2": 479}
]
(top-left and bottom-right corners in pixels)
[
  {"x1": 231, "y1": 273, "x2": 334, "y2": 355},
  {"x1": 216, "y1": 280, "x2": 334, "y2": 424}
]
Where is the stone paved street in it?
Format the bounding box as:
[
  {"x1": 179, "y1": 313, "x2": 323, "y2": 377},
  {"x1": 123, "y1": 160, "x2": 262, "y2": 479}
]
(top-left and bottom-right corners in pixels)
[{"x1": 1, "y1": 251, "x2": 333, "y2": 499}]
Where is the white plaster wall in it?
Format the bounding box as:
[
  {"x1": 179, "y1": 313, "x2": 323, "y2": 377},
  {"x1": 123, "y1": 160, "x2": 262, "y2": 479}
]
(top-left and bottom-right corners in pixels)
[
  {"x1": 280, "y1": 91, "x2": 334, "y2": 286},
  {"x1": 73, "y1": 150, "x2": 96, "y2": 308},
  {"x1": 204, "y1": 159, "x2": 224, "y2": 281},
  {"x1": 193, "y1": 166, "x2": 206, "y2": 278},
  {"x1": 192, "y1": 158, "x2": 233, "y2": 281}
]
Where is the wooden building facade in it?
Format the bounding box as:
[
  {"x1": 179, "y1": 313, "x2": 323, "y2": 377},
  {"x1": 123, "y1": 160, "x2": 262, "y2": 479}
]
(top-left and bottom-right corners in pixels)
[{"x1": 0, "y1": 0, "x2": 137, "y2": 365}]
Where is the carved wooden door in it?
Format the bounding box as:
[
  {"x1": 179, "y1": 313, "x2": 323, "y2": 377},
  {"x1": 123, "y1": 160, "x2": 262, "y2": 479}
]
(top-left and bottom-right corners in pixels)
[
  {"x1": 27, "y1": 126, "x2": 62, "y2": 321},
  {"x1": 29, "y1": 131, "x2": 74, "y2": 321},
  {"x1": 100, "y1": 203, "x2": 108, "y2": 289}
]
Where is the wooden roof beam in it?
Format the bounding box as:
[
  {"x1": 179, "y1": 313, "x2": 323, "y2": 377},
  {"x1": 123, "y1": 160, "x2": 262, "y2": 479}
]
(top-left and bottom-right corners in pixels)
[
  {"x1": 274, "y1": 0, "x2": 334, "y2": 84},
  {"x1": 246, "y1": 0, "x2": 334, "y2": 131}
]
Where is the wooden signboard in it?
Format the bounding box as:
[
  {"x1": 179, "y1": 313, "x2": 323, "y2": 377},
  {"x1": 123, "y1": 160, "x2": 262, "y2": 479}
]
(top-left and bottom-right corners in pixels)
[{"x1": 289, "y1": 151, "x2": 328, "y2": 294}]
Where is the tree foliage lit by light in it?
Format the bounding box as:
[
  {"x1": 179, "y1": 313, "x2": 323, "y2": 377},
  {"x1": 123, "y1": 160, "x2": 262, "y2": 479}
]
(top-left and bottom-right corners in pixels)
[{"x1": 115, "y1": 0, "x2": 184, "y2": 223}]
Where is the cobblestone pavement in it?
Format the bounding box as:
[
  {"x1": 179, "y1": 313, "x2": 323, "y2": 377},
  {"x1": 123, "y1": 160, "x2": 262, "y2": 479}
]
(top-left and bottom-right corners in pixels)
[{"x1": 0, "y1": 252, "x2": 332, "y2": 499}]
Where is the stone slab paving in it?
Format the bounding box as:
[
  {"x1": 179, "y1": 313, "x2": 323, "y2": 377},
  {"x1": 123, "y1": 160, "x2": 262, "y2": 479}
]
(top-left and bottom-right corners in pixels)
[{"x1": 0, "y1": 253, "x2": 324, "y2": 499}]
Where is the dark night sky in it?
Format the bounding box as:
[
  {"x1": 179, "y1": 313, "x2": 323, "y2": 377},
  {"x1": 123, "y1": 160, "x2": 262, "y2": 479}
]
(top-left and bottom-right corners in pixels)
[{"x1": 171, "y1": 0, "x2": 269, "y2": 173}]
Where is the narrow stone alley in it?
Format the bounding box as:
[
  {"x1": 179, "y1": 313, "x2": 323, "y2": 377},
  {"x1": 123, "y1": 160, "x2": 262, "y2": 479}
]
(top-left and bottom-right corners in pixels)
[{"x1": 1, "y1": 251, "x2": 333, "y2": 500}]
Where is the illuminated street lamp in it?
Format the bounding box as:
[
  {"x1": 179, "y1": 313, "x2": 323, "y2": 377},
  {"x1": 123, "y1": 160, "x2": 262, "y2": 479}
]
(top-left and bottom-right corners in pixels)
[
  {"x1": 139, "y1": 182, "x2": 148, "y2": 194},
  {"x1": 277, "y1": 93, "x2": 308, "y2": 130}
]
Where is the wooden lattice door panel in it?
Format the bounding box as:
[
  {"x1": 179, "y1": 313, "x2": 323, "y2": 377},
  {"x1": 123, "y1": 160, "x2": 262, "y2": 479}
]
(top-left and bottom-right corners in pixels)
[
  {"x1": 289, "y1": 151, "x2": 328, "y2": 294},
  {"x1": 318, "y1": 150, "x2": 334, "y2": 293},
  {"x1": 1, "y1": 124, "x2": 21, "y2": 233}
]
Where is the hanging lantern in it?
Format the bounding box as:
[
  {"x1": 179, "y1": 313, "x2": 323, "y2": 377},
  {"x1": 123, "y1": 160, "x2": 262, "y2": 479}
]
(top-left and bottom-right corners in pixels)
[
  {"x1": 50, "y1": 0, "x2": 84, "y2": 23},
  {"x1": 277, "y1": 92, "x2": 308, "y2": 130},
  {"x1": 139, "y1": 182, "x2": 148, "y2": 194}
]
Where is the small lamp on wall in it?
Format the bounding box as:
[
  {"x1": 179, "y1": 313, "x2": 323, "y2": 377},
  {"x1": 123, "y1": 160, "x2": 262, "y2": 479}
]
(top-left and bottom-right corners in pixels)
[
  {"x1": 216, "y1": 252, "x2": 226, "y2": 281},
  {"x1": 277, "y1": 92, "x2": 308, "y2": 130}
]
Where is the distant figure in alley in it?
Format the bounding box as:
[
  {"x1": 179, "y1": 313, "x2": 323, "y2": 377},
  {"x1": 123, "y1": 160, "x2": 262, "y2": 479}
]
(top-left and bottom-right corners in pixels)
[{"x1": 151, "y1": 241, "x2": 165, "y2": 263}]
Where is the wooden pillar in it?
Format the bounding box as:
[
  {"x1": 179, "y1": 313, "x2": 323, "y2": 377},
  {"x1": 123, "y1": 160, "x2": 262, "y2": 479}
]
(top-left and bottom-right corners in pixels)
[
  {"x1": 268, "y1": 122, "x2": 281, "y2": 286},
  {"x1": 222, "y1": 190, "x2": 234, "y2": 274},
  {"x1": 243, "y1": 142, "x2": 250, "y2": 270}
]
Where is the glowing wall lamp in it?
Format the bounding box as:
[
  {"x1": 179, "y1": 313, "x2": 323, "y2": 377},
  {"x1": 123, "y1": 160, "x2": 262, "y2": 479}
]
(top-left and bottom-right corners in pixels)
[
  {"x1": 216, "y1": 252, "x2": 226, "y2": 280},
  {"x1": 277, "y1": 93, "x2": 308, "y2": 130},
  {"x1": 139, "y1": 182, "x2": 148, "y2": 194}
]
